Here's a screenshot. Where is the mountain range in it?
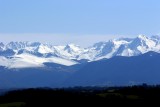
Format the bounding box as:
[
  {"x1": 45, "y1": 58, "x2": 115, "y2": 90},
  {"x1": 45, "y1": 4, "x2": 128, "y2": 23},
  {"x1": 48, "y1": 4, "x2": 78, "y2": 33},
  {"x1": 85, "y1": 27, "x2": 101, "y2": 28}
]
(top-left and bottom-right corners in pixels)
[
  {"x1": 0, "y1": 35, "x2": 160, "y2": 68},
  {"x1": 0, "y1": 35, "x2": 160, "y2": 88}
]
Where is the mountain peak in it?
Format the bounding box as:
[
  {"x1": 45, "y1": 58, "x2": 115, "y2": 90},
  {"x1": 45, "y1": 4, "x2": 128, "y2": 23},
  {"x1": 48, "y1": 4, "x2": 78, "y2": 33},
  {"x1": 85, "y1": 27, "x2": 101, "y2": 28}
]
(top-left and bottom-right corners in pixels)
[
  {"x1": 0, "y1": 42, "x2": 5, "y2": 51},
  {"x1": 137, "y1": 34, "x2": 148, "y2": 40},
  {"x1": 65, "y1": 43, "x2": 82, "y2": 52},
  {"x1": 6, "y1": 41, "x2": 42, "y2": 50},
  {"x1": 66, "y1": 43, "x2": 80, "y2": 48},
  {"x1": 151, "y1": 35, "x2": 160, "y2": 40},
  {"x1": 0, "y1": 42, "x2": 4, "y2": 47}
]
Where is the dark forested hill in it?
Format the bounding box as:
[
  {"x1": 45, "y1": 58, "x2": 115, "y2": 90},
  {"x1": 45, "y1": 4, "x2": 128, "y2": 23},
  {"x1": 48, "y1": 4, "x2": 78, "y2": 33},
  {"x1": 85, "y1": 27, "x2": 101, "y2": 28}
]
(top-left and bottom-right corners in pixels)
[{"x1": 0, "y1": 85, "x2": 160, "y2": 106}]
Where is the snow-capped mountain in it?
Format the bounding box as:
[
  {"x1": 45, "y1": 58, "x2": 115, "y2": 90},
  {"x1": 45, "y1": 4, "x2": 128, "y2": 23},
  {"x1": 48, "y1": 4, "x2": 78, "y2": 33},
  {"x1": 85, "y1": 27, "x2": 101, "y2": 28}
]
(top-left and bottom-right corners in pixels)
[
  {"x1": 0, "y1": 35, "x2": 160, "y2": 68},
  {"x1": 82, "y1": 35, "x2": 160, "y2": 60},
  {"x1": 0, "y1": 42, "x2": 5, "y2": 51}
]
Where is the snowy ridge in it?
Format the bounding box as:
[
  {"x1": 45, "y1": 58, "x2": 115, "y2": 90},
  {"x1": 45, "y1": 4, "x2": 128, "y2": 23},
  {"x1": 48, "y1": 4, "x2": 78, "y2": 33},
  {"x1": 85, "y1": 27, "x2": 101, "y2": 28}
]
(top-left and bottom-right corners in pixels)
[
  {"x1": 0, "y1": 54, "x2": 77, "y2": 69},
  {"x1": 0, "y1": 35, "x2": 160, "y2": 68}
]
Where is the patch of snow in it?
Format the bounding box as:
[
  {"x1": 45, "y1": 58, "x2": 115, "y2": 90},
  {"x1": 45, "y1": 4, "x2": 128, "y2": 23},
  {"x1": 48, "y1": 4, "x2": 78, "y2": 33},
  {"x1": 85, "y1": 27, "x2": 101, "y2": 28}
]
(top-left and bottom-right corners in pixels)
[{"x1": 0, "y1": 54, "x2": 78, "y2": 69}]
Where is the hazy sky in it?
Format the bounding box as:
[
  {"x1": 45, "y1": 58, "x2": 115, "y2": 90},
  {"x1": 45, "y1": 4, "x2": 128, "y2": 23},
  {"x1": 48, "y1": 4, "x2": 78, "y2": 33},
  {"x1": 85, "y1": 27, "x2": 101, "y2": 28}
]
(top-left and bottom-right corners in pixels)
[{"x1": 0, "y1": 0, "x2": 160, "y2": 47}]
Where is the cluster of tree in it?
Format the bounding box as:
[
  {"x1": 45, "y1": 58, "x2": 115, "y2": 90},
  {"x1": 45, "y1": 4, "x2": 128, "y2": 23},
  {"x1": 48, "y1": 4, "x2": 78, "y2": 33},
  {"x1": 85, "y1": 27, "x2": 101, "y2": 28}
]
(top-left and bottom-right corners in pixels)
[{"x1": 0, "y1": 84, "x2": 160, "y2": 106}]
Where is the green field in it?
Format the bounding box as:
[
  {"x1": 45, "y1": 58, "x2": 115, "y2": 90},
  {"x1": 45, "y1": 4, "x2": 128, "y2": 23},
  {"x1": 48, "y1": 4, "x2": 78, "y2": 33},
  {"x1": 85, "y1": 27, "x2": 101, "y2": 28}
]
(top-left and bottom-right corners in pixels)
[{"x1": 0, "y1": 102, "x2": 26, "y2": 107}]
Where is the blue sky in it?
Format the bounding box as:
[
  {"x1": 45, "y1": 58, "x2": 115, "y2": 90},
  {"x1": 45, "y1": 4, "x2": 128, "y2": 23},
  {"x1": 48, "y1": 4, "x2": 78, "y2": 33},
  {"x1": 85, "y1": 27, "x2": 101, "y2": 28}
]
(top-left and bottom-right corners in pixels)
[{"x1": 0, "y1": 0, "x2": 160, "y2": 46}]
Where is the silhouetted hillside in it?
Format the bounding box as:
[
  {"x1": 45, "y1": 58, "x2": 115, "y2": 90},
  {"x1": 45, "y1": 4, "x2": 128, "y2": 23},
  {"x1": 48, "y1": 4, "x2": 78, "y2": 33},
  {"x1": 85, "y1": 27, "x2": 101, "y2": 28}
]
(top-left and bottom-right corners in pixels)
[{"x1": 1, "y1": 85, "x2": 160, "y2": 106}]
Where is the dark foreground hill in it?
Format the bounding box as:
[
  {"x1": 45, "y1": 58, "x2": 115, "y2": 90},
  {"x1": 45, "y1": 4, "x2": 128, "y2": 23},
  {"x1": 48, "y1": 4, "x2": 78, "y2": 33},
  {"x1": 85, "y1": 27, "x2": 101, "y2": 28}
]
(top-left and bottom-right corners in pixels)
[{"x1": 1, "y1": 85, "x2": 160, "y2": 106}]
